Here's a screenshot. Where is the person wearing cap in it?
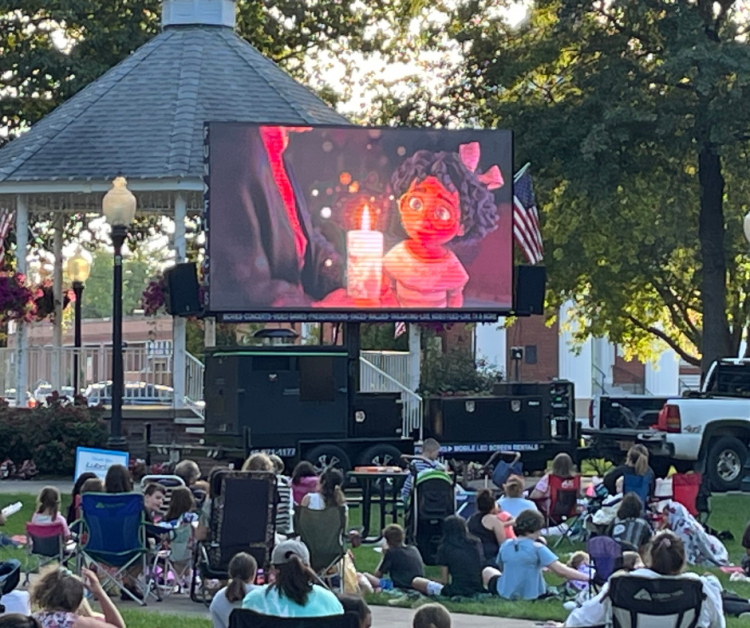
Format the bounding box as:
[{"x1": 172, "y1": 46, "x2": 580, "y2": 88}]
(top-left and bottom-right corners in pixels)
[{"x1": 242, "y1": 540, "x2": 343, "y2": 618}]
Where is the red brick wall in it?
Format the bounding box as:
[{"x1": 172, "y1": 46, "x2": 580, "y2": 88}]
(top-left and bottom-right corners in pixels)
[
  {"x1": 613, "y1": 354, "x2": 645, "y2": 385},
  {"x1": 506, "y1": 316, "x2": 559, "y2": 382}
]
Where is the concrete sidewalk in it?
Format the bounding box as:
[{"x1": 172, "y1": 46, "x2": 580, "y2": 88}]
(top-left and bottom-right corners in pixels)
[
  {"x1": 0, "y1": 479, "x2": 74, "y2": 494},
  {"x1": 129, "y1": 594, "x2": 538, "y2": 628}
]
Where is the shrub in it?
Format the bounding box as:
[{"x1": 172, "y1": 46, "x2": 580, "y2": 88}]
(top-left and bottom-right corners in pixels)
[{"x1": 0, "y1": 394, "x2": 107, "y2": 475}]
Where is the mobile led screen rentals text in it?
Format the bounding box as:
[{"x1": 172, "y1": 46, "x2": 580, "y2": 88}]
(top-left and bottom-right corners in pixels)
[{"x1": 204, "y1": 124, "x2": 513, "y2": 321}]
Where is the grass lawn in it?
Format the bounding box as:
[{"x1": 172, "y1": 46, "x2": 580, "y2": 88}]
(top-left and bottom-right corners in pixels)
[{"x1": 3, "y1": 490, "x2": 750, "y2": 626}]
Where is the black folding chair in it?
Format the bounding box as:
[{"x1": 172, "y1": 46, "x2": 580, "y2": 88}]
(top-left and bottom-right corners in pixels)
[
  {"x1": 609, "y1": 575, "x2": 705, "y2": 628},
  {"x1": 229, "y1": 609, "x2": 359, "y2": 628},
  {"x1": 191, "y1": 470, "x2": 277, "y2": 605}
]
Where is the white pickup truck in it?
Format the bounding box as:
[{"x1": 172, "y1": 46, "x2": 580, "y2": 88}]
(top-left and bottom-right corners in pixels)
[{"x1": 586, "y1": 358, "x2": 750, "y2": 492}]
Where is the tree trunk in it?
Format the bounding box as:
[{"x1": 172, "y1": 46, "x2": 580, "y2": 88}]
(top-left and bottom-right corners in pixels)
[{"x1": 698, "y1": 145, "x2": 731, "y2": 374}]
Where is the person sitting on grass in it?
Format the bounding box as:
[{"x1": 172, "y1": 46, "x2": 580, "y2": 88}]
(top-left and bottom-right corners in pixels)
[
  {"x1": 565, "y1": 551, "x2": 594, "y2": 594},
  {"x1": 413, "y1": 515, "x2": 486, "y2": 598},
  {"x1": 498, "y1": 475, "x2": 538, "y2": 519},
  {"x1": 31, "y1": 567, "x2": 126, "y2": 628},
  {"x1": 210, "y1": 552, "x2": 257, "y2": 628},
  {"x1": 269, "y1": 455, "x2": 294, "y2": 537},
  {"x1": 242, "y1": 540, "x2": 343, "y2": 617},
  {"x1": 291, "y1": 462, "x2": 319, "y2": 506},
  {"x1": 565, "y1": 530, "x2": 724, "y2": 628},
  {"x1": 142, "y1": 483, "x2": 166, "y2": 522},
  {"x1": 337, "y1": 595, "x2": 371, "y2": 628},
  {"x1": 401, "y1": 438, "x2": 444, "y2": 502},
  {"x1": 362, "y1": 524, "x2": 424, "y2": 592},
  {"x1": 468, "y1": 488, "x2": 507, "y2": 566},
  {"x1": 482, "y1": 509, "x2": 589, "y2": 600},
  {"x1": 606, "y1": 492, "x2": 653, "y2": 552},
  {"x1": 413, "y1": 603, "x2": 451, "y2": 628},
  {"x1": 31, "y1": 487, "x2": 70, "y2": 540}
]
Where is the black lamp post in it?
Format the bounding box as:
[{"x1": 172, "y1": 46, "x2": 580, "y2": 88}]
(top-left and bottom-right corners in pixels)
[
  {"x1": 66, "y1": 247, "x2": 91, "y2": 395},
  {"x1": 102, "y1": 177, "x2": 136, "y2": 450}
]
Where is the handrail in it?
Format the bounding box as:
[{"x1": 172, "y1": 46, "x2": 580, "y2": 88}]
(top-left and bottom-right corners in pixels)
[
  {"x1": 184, "y1": 352, "x2": 205, "y2": 417},
  {"x1": 359, "y1": 356, "x2": 422, "y2": 439}
]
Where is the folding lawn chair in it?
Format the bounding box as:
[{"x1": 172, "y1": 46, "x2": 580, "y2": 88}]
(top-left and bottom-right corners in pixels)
[
  {"x1": 24, "y1": 522, "x2": 71, "y2": 585},
  {"x1": 229, "y1": 609, "x2": 359, "y2": 628},
  {"x1": 536, "y1": 474, "x2": 581, "y2": 547},
  {"x1": 586, "y1": 536, "x2": 623, "y2": 592},
  {"x1": 608, "y1": 574, "x2": 705, "y2": 628},
  {"x1": 77, "y1": 492, "x2": 155, "y2": 605},
  {"x1": 671, "y1": 473, "x2": 704, "y2": 519},
  {"x1": 190, "y1": 470, "x2": 277, "y2": 605},
  {"x1": 149, "y1": 518, "x2": 195, "y2": 597},
  {"x1": 295, "y1": 505, "x2": 347, "y2": 590},
  {"x1": 622, "y1": 474, "x2": 651, "y2": 511},
  {"x1": 406, "y1": 468, "x2": 455, "y2": 565},
  {"x1": 0, "y1": 559, "x2": 21, "y2": 613}
]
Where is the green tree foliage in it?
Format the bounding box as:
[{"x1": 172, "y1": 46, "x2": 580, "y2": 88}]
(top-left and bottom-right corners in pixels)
[
  {"x1": 440, "y1": 0, "x2": 750, "y2": 369},
  {"x1": 81, "y1": 248, "x2": 154, "y2": 319},
  {"x1": 360, "y1": 323, "x2": 409, "y2": 351}
]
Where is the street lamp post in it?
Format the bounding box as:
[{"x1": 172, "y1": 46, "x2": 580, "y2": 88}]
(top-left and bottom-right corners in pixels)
[
  {"x1": 66, "y1": 247, "x2": 91, "y2": 395},
  {"x1": 102, "y1": 177, "x2": 137, "y2": 450}
]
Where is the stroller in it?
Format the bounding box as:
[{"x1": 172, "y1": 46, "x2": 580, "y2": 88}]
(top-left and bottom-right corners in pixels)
[{"x1": 405, "y1": 466, "x2": 455, "y2": 565}]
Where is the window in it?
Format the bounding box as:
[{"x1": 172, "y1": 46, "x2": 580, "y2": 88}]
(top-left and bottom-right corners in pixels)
[
  {"x1": 299, "y1": 356, "x2": 335, "y2": 402},
  {"x1": 525, "y1": 345, "x2": 538, "y2": 365}
]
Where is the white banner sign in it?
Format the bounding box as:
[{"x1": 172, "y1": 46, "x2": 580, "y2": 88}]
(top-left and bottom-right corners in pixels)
[{"x1": 74, "y1": 447, "x2": 129, "y2": 481}]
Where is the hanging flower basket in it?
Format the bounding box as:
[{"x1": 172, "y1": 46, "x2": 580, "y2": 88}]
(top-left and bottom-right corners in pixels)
[
  {"x1": 0, "y1": 272, "x2": 37, "y2": 324},
  {"x1": 142, "y1": 275, "x2": 167, "y2": 316},
  {"x1": 33, "y1": 279, "x2": 74, "y2": 322}
]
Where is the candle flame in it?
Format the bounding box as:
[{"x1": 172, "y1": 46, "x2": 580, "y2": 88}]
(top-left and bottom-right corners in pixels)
[{"x1": 361, "y1": 205, "x2": 371, "y2": 231}]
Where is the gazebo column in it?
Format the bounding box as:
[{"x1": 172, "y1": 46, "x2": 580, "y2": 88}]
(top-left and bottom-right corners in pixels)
[
  {"x1": 15, "y1": 196, "x2": 29, "y2": 407},
  {"x1": 172, "y1": 193, "x2": 187, "y2": 409},
  {"x1": 51, "y1": 214, "x2": 64, "y2": 391}
]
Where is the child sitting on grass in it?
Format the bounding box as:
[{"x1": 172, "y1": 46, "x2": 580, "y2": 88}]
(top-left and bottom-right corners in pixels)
[
  {"x1": 482, "y1": 509, "x2": 589, "y2": 600},
  {"x1": 362, "y1": 524, "x2": 424, "y2": 591},
  {"x1": 565, "y1": 551, "x2": 594, "y2": 593}
]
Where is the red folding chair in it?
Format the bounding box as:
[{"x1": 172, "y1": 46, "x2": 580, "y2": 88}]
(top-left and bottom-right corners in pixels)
[
  {"x1": 534, "y1": 474, "x2": 581, "y2": 547},
  {"x1": 672, "y1": 473, "x2": 701, "y2": 517},
  {"x1": 25, "y1": 522, "x2": 70, "y2": 585}
]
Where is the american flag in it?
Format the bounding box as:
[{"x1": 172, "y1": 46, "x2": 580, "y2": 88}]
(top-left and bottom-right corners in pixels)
[
  {"x1": 513, "y1": 164, "x2": 543, "y2": 264},
  {"x1": 394, "y1": 321, "x2": 407, "y2": 339},
  {"x1": 0, "y1": 208, "x2": 14, "y2": 258}
]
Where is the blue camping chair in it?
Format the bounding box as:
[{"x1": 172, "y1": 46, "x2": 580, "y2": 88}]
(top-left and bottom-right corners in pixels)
[
  {"x1": 77, "y1": 492, "x2": 156, "y2": 605},
  {"x1": 622, "y1": 474, "x2": 651, "y2": 511}
]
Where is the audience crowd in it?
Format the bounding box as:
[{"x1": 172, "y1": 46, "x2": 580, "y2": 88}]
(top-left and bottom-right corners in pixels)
[{"x1": 0, "y1": 441, "x2": 742, "y2": 628}]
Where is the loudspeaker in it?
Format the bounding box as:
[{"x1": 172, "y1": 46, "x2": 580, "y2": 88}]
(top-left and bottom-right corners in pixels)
[
  {"x1": 164, "y1": 263, "x2": 202, "y2": 316},
  {"x1": 515, "y1": 265, "x2": 546, "y2": 315}
]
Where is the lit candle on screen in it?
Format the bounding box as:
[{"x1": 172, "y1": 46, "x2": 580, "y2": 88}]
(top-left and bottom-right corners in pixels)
[{"x1": 346, "y1": 205, "x2": 383, "y2": 302}]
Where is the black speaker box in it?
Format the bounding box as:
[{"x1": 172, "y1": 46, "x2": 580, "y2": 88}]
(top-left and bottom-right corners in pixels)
[
  {"x1": 164, "y1": 263, "x2": 202, "y2": 316},
  {"x1": 515, "y1": 265, "x2": 546, "y2": 315}
]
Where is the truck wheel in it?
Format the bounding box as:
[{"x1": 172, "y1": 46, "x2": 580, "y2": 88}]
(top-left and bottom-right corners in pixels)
[
  {"x1": 305, "y1": 445, "x2": 351, "y2": 474},
  {"x1": 706, "y1": 436, "x2": 747, "y2": 492},
  {"x1": 359, "y1": 445, "x2": 405, "y2": 468}
]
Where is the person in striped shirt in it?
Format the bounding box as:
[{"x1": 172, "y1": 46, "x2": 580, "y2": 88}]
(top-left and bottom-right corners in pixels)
[{"x1": 401, "y1": 439, "x2": 445, "y2": 502}]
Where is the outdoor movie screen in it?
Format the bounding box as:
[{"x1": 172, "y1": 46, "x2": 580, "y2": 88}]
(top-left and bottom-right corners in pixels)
[{"x1": 204, "y1": 123, "x2": 513, "y2": 321}]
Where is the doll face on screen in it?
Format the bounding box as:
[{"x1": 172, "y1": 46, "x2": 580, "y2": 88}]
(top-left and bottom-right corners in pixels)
[{"x1": 398, "y1": 176, "x2": 463, "y2": 246}]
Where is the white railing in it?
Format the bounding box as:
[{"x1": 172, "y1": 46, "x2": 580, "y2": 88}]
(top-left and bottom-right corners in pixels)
[
  {"x1": 360, "y1": 356, "x2": 422, "y2": 438},
  {"x1": 361, "y1": 350, "x2": 410, "y2": 388},
  {"x1": 185, "y1": 352, "x2": 205, "y2": 415}
]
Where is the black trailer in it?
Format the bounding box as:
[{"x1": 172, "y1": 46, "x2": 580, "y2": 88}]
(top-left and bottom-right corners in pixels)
[
  {"x1": 202, "y1": 347, "x2": 414, "y2": 471},
  {"x1": 422, "y1": 381, "x2": 580, "y2": 473}
]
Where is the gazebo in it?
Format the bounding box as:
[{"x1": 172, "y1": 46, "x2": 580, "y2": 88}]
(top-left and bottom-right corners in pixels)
[{"x1": 0, "y1": 0, "x2": 348, "y2": 407}]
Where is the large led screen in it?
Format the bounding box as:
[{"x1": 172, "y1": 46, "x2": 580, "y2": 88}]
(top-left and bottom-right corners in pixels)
[{"x1": 204, "y1": 124, "x2": 513, "y2": 320}]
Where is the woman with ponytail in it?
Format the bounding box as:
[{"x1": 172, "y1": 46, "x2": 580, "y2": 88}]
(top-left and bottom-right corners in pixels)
[
  {"x1": 242, "y1": 540, "x2": 343, "y2": 617},
  {"x1": 210, "y1": 553, "x2": 257, "y2": 628},
  {"x1": 565, "y1": 531, "x2": 724, "y2": 628},
  {"x1": 603, "y1": 444, "x2": 656, "y2": 496}
]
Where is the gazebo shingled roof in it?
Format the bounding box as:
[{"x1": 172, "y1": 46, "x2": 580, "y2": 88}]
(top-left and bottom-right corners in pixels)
[{"x1": 0, "y1": 18, "x2": 347, "y2": 185}]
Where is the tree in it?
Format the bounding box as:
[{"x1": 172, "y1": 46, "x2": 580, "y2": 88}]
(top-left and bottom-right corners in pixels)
[
  {"x1": 441, "y1": 0, "x2": 750, "y2": 370},
  {"x1": 81, "y1": 248, "x2": 155, "y2": 319}
]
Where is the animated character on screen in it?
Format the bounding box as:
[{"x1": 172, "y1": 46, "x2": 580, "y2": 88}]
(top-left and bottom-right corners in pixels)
[{"x1": 383, "y1": 142, "x2": 502, "y2": 308}]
